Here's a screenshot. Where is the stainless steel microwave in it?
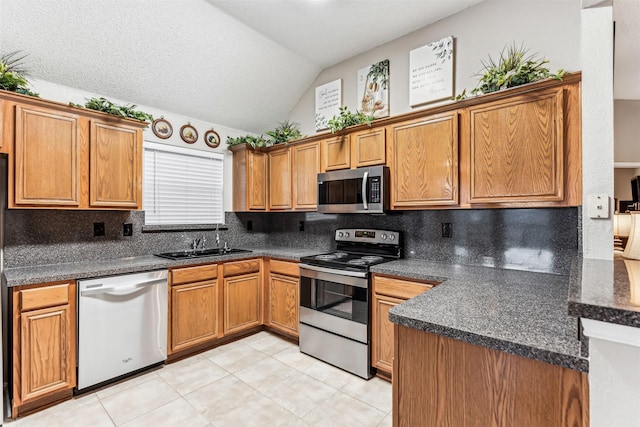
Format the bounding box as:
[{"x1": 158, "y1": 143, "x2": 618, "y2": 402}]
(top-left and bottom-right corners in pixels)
[{"x1": 317, "y1": 165, "x2": 390, "y2": 214}]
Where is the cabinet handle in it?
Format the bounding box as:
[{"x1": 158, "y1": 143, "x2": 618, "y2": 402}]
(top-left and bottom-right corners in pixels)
[{"x1": 362, "y1": 170, "x2": 369, "y2": 210}]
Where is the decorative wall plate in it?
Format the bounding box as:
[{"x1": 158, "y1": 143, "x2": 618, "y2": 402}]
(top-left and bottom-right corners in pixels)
[
  {"x1": 151, "y1": 117, "x2": 173, "y2": 139},
  {"x1": 180, "y1": 123, "x2": 198, "y2": 144},
  {"x1": 204, "y1": 129, "x2": 221, "y2": 148}
]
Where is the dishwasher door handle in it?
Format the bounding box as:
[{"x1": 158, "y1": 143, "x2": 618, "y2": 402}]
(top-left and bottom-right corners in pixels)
[{"x1": 80, "y1": 278, "x2": 165, "y2": 296}]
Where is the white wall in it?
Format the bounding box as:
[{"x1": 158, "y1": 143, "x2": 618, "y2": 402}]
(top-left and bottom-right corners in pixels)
[
  {"x1": 581, "y1": 5, "x2": 614, "y2": 260},
  {"x1": 287, "y1": 0, "x2": 581, "y2": 135},
  {"x1": 614, "y1": 100, "x2": 640, "y2": 163},
  {"x1": 28, "y1": 79, "x2": 255, "y2": 213}
]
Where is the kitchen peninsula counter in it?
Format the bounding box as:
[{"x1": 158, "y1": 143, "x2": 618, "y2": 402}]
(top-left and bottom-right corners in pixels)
[{"x1": 374, "y1": 259, "x2": 587, "y2": 372}]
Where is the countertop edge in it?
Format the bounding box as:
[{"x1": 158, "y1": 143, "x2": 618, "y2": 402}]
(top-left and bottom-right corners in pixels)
[{"x1": 389, "y1": 312, "x2": 588, "y2": 372}]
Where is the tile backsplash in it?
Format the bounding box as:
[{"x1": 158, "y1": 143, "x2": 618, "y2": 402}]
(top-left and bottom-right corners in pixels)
[{"x1": 4, "y1": 207, "x2": 578, "y2": 274}]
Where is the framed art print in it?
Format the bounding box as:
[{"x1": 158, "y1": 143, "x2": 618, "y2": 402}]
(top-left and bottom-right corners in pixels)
[
  {"x1": 204, "y1": 129, "x2": 221, "y2": 148},
  {"x1": 152, "y1": 117, "x2": 173, "y2": 139},
  {"x1": 180, "y1": 123, "x2": 198, "y2": 144}
]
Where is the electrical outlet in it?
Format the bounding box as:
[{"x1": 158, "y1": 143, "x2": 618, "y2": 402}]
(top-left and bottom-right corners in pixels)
[
  {"x1": 93, "y1": 222, "x2": 105, "y2": 237},
  {"x1": 299, "y1": 221, "x2": 305, "y2": 232},
  {"x1": 123, "y1": 223, "x2": 133, "y2": 236},
  {"x1": 247, "y1": 220, "x2": 253, "y2": 231},
  {"x1": 441, "y1": 222, "x2": 452, "y2": 238}
]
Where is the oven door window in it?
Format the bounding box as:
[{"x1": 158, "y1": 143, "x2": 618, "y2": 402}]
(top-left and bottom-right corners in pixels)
[{"x1": 314, "y1": 279, "x2": 368, "y2": 325}]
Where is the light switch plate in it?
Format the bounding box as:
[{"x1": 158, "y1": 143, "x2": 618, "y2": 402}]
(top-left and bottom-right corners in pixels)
[{"x1": 587, "y1": 194, "x2": 610, "y2": 219}]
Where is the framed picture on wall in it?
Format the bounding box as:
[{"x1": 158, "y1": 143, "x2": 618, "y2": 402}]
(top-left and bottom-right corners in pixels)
[
  {"x1": 180, "y1": 123, "x2": 198, "y2": 144},
  {"x1": 315, "y1": 79, "x2": 342, "y2": 131},
  {"x1": 357, "y1": 59, "x2": 389, "y2": 118},
  {"x1": 151, "y1": 117, "x2": 173, "y2": 139},
  {"x1": 204, "y1": 129, "x2": 221, "y2": 148},
  {"x1": 409, "y1": 36, "x2": 455, "y2": 106}
]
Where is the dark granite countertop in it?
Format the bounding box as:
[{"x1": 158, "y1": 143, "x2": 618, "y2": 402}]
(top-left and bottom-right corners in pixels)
[
  {"x1": 568, "y1": 257, "x2": 640, "y2": 328},
  {"x1": 374, "y1": 260, "x2": 587, "y2": 372},
  {"x1": 3, "y1": 246, "x2": 321, "y2": 287}
]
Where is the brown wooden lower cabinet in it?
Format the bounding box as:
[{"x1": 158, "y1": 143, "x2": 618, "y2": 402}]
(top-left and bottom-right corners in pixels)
[
  {"x1": 266, "y1": 259, "x2": 300, "y2": 337},
  {"x1": 224, "y1": 271, "x2": 262, "y2": 335},
  {"x1": 168, "y1": 264, "x2": 219, "y2": 355},
  {"x1": 371, "y1": 275, "x2": 435, "y2": 378},
  {"x1": 170, "y1": 280, "x2": 218, "y2": 353},
  {"x1": 12, "y1": 282, "x2": 77, "y2": 418},
  {"x1": 393, "y1": 325, "x2": 589, "y2": 427}
]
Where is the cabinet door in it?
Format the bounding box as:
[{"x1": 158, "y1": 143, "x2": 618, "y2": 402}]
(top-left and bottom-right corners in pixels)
[
  {"x1": 248, "y1": 150, "x2": 268, "y2": 210},
  {"x1": 292, "y1": 142, "x2": 320, "y2": 210},
  {"x1": 268, "y1": 273, "x2": 299, "y2": 336},
  {"x1": 14, "y1": 104, "x2": 81, "y2": 206},
  {"x1": 321, "y1": 135, "x2": 350, "y2": 171},
  {"x1": 224, "y1": 273, "x2": 262, "y2": 334},
  {"x1": 372, "y1": 293, "x2": 404, "y2": 375},
  {"x1": 352, "y1": 128, "x2": 386, "y2": 167},
  {"x1": 90, "y1": 120, "x2": 141, "y2": 208},
  {"x1": 170, "y1": 280, "x2": 218, "y2": 354},
  {"x1": 20, "y1": 304, "x2": 74, "y2": 402},
  {"x1": 269, "y1": 148, "x2": 292, "y2": 210},
  {"x1": 391, "y1": 113, "x2": 459, "y2": 208},
  {"x1": 468, "y1": 87, "x2": 564, "y2": 204}
]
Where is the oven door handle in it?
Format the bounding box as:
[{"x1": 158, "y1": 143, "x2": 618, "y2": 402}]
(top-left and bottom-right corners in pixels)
[
  {"x1": 299, "y1": 263, "x2": 368, "y2": 280},
  {"x1": 362, "y1": 170, "x2": 369, "y2": 210}
]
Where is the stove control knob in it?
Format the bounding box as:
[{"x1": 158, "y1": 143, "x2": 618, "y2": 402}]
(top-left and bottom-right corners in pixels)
[
  {"x1": 381, "y1": 233, "x2": 387, "y2": 240},
  {"x1": 344, "y1": 232, "x2": 350, "y2": 238},
  {"x1": 338, "y1": 232, "x2": 344, "y2": 238},
  {"x1": 389, "y1": 234, "x2": 396, "y2": 241}
]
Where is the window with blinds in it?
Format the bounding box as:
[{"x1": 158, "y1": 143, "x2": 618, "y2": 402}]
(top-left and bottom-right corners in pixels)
[{"x1": 143, "y1": 141, "x2": 224, "y2": 225}]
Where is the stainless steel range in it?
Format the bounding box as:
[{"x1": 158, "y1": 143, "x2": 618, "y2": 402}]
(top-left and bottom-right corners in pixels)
[{"x1": 299, "y1": 228, "x2": 402, "y2": 379}]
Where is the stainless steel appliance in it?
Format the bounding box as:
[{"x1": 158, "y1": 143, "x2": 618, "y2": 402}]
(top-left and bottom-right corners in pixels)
[
  {"x1": 77, "y1": 270, "x2": 168, "y2": 392},
  {"x1": 317, "y1": 166, "x2": 390, "y2": 214},
  {"x1": 299, "y1": 228, "x2": 401, "y2": 378}
]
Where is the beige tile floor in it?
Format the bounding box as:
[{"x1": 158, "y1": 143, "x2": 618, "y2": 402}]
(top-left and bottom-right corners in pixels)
[{"x1": 8, "y1": 332, "x2": 392, "y2": 427}]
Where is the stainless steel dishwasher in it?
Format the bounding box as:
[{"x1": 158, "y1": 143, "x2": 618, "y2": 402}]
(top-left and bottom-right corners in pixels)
[{"x1": 77, "y1": 269, "x2": 168, "y2": 391}]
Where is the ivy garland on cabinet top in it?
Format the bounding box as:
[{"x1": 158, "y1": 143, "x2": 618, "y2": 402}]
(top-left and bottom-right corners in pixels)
[
  {"x1": 455, "y1": 43, "x2": 566, "y2": 100},
  {"x1": 69, "y1": 97, "x2": 154, "y2": 123},
  {"x1": 0, "y1": 51, "x2": 40, "y2": 97},
  {"x1": 327, "y1": 106, "x2": 375, "y2": 134},
  {"x1": 227, "y1": 120, "x2": 304, "y2": 149}
]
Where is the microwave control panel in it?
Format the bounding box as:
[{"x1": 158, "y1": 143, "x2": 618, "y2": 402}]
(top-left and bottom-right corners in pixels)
[{"x1": 369, "y1": 177, "x2": 381, "y2": 203}]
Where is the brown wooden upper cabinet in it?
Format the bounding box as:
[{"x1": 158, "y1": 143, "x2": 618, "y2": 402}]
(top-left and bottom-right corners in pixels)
[
  {"x1": 14, "y1": 104, "x2": 82, "y2": 207},
  {"x1": 89, "y1": 120, "x2": 142, "y2": 208},
  {"x1": 2, "y1": 92, "x2": 147, "y2": 210},
  {"x1": 269, "y1": 146, "x2": 292, "y2": 210},
  {"x1": 231, "y1": 144, "x2": 268, "y2": 211},
  {"x1": 292, "y1": 141, "x2": 320, "y2": 210},
  {"x1": 390, "y1": 112, "x2": 459, "y2": 209},
  {"x1": 352, "y1": 127, "x2": 386, "y2": 168},
  {"x1": 468, "y1": 87, "x2": 564, "y2": 204},
  {"x1": 321, "y1": 135, "x2": 350, "y2": 171}
]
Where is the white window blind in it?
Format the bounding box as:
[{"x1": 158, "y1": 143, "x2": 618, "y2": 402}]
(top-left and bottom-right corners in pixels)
[{"x1": 143, "y1": 141, "x2": 224, "y2": 225}]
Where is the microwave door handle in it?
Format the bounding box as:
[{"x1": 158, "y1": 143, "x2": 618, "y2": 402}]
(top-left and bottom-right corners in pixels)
[{"x1": 362, "y1": 171, "x2": 369, "y2": 210}]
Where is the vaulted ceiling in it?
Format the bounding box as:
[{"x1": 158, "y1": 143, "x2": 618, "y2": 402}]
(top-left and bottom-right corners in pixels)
[{"x1": 0, "y1": 0, "x2": 482, "y2": 133}]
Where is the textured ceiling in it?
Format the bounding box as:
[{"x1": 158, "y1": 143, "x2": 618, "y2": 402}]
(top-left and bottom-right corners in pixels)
[{"x1": 0, "y1": 0, "x2": 481, "y2": 133}]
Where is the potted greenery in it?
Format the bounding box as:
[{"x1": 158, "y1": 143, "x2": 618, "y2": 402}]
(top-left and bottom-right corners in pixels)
[
  {"x1": 227, "y1": 120, "x2": 304, "y2": 150},
  {"x1": 0, "y1": 51, "x2": 39, "y2": 97},
  {"x1": 455, "y1": 43, "x2": 566, "y2": 100},
  {"x1": 69, "y1": 97, "x2": 153, "y2": 122},
  {"x1": 327, "y1": 106, "x2": 376, "y2": 133}
]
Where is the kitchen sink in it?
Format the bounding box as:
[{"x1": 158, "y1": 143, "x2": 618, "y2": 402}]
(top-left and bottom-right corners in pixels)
[{"x1": 154, "y1": 248, "x2": 252, "y2": 260}]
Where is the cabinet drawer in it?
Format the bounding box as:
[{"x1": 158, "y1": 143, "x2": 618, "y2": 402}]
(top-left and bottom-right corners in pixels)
[
  {"x1": 172, "y1": 264, "x2": 218, "y2": 285},
  {"x1": 269, "y1": 259, "x2": 299, "y2": 277},
  {"x1": 373, "y1": 275, "x2": 435, "y2": 299},
  {"x1": 19, "y1": 283, "x2": 71, "y2": 312},
  {"x1": 223, "y1": 259, "x2": 260, "y2": 277}
]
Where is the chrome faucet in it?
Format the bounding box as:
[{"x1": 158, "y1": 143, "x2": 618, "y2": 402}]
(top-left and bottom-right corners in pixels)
[
  {"x1": 215, "y1": 223, "x2": 220, "y2": 248},
  {"x1": 192, "y1": 238, "x2": 201, "y2": 251}
]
